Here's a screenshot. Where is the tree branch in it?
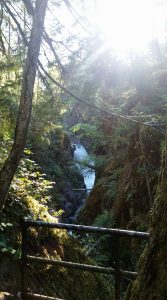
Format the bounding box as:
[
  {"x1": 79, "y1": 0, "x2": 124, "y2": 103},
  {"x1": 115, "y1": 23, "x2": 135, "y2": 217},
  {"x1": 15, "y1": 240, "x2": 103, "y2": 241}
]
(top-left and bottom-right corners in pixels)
[
  {"x1": 22, "y1": 0, "x2": 65, "y2": 75},
  {"x1": 63, "y1": 0, "x2": 92, "y2": 35},
  {"x1": 5, "y1": 1, "x2": 166, "y2": 130},
  {"x1": 0, "y1": 0, "x2": 48, "y2": 210}
]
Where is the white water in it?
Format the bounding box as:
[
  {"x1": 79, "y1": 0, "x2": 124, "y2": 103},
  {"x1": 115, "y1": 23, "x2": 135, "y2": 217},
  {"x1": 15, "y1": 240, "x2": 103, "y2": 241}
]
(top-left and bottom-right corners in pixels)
[{"x1": 73, "y1": 143, "x2": 95, "y2": 193}]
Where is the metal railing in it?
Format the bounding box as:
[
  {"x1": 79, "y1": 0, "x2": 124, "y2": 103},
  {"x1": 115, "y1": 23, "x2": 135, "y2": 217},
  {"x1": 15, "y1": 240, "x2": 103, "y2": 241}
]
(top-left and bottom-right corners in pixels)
[{"x1": 21, "y1": 219, "x2": 150, "y2": 300}]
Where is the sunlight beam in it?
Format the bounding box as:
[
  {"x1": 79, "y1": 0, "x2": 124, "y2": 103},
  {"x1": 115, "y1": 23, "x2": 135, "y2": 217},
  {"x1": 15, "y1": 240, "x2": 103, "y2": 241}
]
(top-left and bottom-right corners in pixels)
[{"x1": 92, "y1": 0, "x2": 167, "y2": 55}]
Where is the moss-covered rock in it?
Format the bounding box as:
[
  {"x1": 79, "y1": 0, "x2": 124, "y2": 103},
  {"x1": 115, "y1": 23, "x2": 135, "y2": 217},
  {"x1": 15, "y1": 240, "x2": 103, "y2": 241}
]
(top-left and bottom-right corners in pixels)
[
  {"x1": 125, "y1": 145, "x2": 167, "y2": 300},
  {"x1": 79, "y1": 127, "x2": 161, "y2": 232}
]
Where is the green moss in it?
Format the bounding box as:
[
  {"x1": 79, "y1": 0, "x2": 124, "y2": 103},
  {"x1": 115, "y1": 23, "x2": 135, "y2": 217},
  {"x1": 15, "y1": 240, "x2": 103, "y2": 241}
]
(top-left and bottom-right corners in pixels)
[{"x1": 0, "y1": 148, "x2": 114, "y2": 299}]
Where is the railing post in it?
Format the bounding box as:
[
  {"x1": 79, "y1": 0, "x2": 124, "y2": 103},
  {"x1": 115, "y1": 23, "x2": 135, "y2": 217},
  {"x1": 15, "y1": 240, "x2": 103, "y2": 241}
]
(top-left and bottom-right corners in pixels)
[
  {"x1": 114, "y1": 237, "x2": 121, "y2": 300},
  {"x1": 21, "y1": 218, "x2": 28, "y2": 300}
]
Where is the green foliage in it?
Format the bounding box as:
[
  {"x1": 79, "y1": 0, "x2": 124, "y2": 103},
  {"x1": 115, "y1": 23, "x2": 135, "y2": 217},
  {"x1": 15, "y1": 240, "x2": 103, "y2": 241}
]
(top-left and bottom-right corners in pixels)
[
  {"x1": 0, "y1": 222, "x2": 21, "y2": 258},
  {"x1": 0, "y1": 141, "x2": 62, "y2": 223},
  {"x1": 10, "y1": 154, "x2": 61, "y2": 222},
  {"x1": 0, "y1": 56, "x2": 22, "y2": 139},
  {"x1": 0, "y1": 141, "x2": 65, "y2": 264},
  {"x1": 93, "y1": 212, "x2": 115, "y2": 228},
  {"x1": 0, "y1": 232, "x2": 15, "y2": 254},
  {"x1": 81, "y1": 212, "x2": 115, "y2": 268},
  {"x1": 71, "y1": 123, "x2": 99, "y2": 138},
  {"x1": 0, "y1": 2, "x2": 167, "y2": 297}
]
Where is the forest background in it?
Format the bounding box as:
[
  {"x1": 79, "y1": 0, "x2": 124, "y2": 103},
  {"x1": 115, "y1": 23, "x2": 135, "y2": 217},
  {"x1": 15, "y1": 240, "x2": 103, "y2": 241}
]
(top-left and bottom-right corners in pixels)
[{"x1": 0, "y1": 1, "x2": 167, "y2": 299}]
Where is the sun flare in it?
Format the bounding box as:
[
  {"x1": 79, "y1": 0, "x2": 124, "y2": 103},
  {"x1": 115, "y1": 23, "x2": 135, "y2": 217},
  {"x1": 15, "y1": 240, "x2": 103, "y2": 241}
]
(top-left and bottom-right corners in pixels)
[{"x1": 93, "y1": 0, "x2": 167, "y2": 55}]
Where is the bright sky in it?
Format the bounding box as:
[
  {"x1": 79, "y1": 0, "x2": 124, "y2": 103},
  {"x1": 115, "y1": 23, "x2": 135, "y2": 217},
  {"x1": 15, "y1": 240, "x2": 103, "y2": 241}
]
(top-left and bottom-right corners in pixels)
[
  {"x1": 91, "y1": 0, "x2": 167, "y2": 55},
  {"x1": 45, "y1": 0, "x2": 167, "y2": 59}
]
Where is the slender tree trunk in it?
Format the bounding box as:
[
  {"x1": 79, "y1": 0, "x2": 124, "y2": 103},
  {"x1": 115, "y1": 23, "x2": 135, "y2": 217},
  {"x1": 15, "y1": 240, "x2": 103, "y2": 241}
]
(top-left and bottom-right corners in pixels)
[
  {"x1": 126, "y1": 137, "x2": 167, "y2": 300},
  {"x1": 0, "y1": 0, "x2": 48, "y2": 211}
]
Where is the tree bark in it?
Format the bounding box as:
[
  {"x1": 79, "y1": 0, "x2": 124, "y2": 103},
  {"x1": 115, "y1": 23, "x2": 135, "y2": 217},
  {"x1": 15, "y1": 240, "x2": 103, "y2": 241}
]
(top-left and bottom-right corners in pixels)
[
  {"x1": 0, "y1": 0, "x2": 48, "y2": 211},
  {"x1": 126, "y1": 139, "x2": 167, "y2": 300}
]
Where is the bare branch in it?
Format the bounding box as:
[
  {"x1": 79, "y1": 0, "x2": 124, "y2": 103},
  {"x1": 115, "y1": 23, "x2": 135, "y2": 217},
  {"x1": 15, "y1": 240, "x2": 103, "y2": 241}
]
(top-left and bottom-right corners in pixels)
[
  {"x1": 4, "y1": 2, "x2": 28, "y2": 46},
  {"x1": 63, "y1": 0, "x2": 92, "y2": 35},
  {"x1": 43, "y1": 31, "x2": 65, "y2": 75},
  {"x1": 22, "y1": 0, "x2": 65, "y2": 75}
]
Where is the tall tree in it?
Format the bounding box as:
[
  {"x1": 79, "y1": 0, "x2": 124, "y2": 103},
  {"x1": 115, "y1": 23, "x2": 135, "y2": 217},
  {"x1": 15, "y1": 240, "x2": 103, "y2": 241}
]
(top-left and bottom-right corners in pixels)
[
  {"x1": 126, "y1": 135, "x2": 167, "y2": 300},
  {"x1": 0, "y1": 0, "x2": 48, "y2": 211}
]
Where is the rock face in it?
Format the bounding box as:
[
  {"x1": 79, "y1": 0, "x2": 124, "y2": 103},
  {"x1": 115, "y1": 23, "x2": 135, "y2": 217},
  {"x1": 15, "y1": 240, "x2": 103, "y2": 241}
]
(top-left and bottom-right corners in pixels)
[
  {"x1": 76, "y1": 126, "x2": 162, "y2": 297},
  {"x1": 31, "y1": 127, "x2": 87, "y2": 222},
  {"x1": 79, "y1": 127, "x2": 161, "y2": 231},
  {"x1": 62, "y1": 177, "x2": 86, "y2": 222},
  {"x1": 126, "y1": 145, "x2": 167, "y2": 300}
]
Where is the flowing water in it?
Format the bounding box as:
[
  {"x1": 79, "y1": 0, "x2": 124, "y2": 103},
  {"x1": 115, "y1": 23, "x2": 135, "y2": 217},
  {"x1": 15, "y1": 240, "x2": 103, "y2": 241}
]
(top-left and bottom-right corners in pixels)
[
  {"x1": 73, "y1": 143, "x2": 95, "y2": 193},
  {"x1": 67, "y1": 143, "x2": 95, "y2": 225}
]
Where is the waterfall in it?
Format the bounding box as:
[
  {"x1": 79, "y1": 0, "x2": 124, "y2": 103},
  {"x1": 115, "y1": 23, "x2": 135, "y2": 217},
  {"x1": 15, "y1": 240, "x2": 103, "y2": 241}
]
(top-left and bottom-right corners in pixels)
[
  {"x1": 73, "y1": 143, "x2": 95, "y2": 193},
  {"x1": 66, "y1": 142, "x2": 95, "y2": 225}
]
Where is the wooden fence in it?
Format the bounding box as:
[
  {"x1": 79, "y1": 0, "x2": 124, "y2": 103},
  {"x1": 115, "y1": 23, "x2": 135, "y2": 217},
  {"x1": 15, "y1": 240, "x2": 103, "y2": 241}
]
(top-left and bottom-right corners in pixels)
[{"x1": 20, "y1": 219, "x2": 150, "y2": 300}]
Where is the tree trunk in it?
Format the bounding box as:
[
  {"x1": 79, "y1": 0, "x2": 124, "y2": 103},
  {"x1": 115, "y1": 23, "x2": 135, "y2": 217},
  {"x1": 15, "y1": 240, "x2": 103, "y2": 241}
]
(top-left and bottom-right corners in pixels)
[
  {"x1": 0, "y1": 0, "x2": 48, "y2": 211},
  {"x1": 126, "y1": 140, "x2": 167, "y2": 300}
]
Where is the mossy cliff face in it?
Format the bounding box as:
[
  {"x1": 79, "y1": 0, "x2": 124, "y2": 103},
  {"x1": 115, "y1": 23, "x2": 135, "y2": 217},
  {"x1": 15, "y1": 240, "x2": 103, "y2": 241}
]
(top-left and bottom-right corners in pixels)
[
  {"x1": 79, "y1": 127, "x2": 161, "y2": 231},
  {"x1": 126, "y1": 147, "x2": 167, "y2": 300},
  {"x1": 0, "y1": 154, "x2": 113, "y2": 300},
  {"x1": 0, "y1": 142, "x2": 113, "y2": 299},
  {"x1": 30, "y1": 126, "x2": 86, "y2": 221},
  {"x1": 77, "y1": 127, "x2": 162, "y2": 298}
]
